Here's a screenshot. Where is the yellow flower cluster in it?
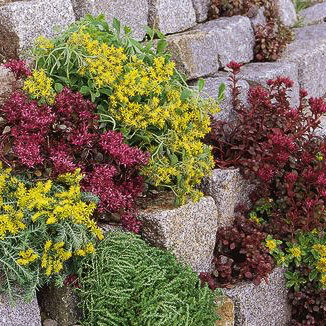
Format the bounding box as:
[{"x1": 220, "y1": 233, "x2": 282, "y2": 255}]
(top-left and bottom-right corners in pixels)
[
  {"x1": 68, "y1": 29, "x2": 127, "y2": 88},
  {"x1": 0, "y1": 164, "x2": 102, "y2": 278},
  {"x1": 35, "y1": 35, "x2": 54, "y2": 52},
  {"x1": 266, "y1": 239, "x2": 277, "y2": 252},
  {"x1": 23, "y1": 69, "x2": 55, "y2": 104},
  {"x1": 17, "y1": 249, "x2": 39, "y2": 266},
  {"x1": 313, "y1": 244, "x2": 326, "y2": 257},
  {"x1": 41, "y1": 240, "x2": 72, "y2": 276},
  {"x1": 75, "y1": 242, "x2": 95, "y2": 256},
  {"x1": 316, "y1": 257, "x2": 326, "y2": 274},
  {"x1": 289, "y1": 247, "x2": 302, "y2": 258}
]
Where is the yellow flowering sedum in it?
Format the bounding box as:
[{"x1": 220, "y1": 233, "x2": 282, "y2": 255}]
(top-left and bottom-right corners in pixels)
[
  {"x1": 32, "y1": 19, "x2": 220, "y2": 205},
  {"x1": 0, "y1": 164, "x2": 101, "y2": 286},
  {"x1": 289, "y1": 247, "x2": 301, "y2": 258},
  {"x1": 23, "y1": 69, "x2": 55, "y2": 104}
]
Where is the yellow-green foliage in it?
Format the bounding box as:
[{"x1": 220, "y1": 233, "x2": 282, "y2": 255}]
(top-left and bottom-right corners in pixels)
[
  {"x1": 266, "y1": 231, "x2": 326, "y2": 291},
  {"x1": 31, "y1": 15, "x2": 220, "y2": 205},
  {"x1": 0, "y1": 164, "x2": 102, "y2": 301}
]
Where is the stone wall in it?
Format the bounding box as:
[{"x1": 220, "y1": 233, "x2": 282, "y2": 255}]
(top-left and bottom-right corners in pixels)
[{"x1": 2, "y1": 0, "x2": 326, "y2": 325}]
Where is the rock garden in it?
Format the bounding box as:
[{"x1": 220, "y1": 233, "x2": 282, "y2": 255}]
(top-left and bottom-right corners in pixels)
[{"x1": 1, "y1": 0, "x2": 326, "y2": 325}]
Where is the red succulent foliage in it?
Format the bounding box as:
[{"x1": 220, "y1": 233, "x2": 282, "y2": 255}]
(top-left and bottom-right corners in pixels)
[
  {"x1": 207, "y1": 63, "x2": 326, "y2": 238},
  {"x1": 4, "y1": 59, "x2": 31, "y2": 79},
  {"x1": 0, "y1": 86, "x2": 149, "y2": 233},
  {"x1": 289, "y1": 281, "x2": 326, "y2": 325},
  {"x1": 201, "y1": 217, "x2": 274, "y2": 289}
]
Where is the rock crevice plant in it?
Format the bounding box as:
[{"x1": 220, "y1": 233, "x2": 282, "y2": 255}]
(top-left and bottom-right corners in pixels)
[{"x1": 29, "y1": 15, "x2": 220, "y2": 206}]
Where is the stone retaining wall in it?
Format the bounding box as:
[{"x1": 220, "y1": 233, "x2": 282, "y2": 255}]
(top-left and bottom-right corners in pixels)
[{"x1": 2, "y1": 0, "x2": 326, "y2": 325}]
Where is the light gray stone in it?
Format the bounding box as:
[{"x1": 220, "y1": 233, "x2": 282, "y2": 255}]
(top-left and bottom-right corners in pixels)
[
  {"x1": 71, "y1": 0, "x2": 148, "y2": 40},
  {"x1": 201, "y1": 169, "x2": 253, "y2": 228},
  {"x1": 280, "y1": 23, "x2": 326, "y2": 97},
  {"x1": 250, "y1": 7, "x2": 267, "y2": 28},
  {"x1": 43, "y1": 320, "x2": 58, "y2": 326},
  {"x1": 189, "y1": 73, "x2": 249, "y2": 122},
  {"x1": 0, "y1": 0, "x2": 75, "y2": 59},
  {"x1": 0, "y1": 65, "x2": 15, "y2": 104},
  {"x1": 275, "y1": 0, "x2": 297, "y2": 26},
  {"x1": 140, "y1": 195, "x2": 219, "y2": 273},
  {"x1": 223, "y1": 268, "x2": 291, "y2": 326},
  {"x1": 0, "y1": 294, "x2": 41, "y2": 326},
  {"x1": 239, "y1": 61, "x2": 300, "y2": 106},
  {"x1": 300, "y1": 2, "x2": 326, "y2": 26},
  {"x1": 148, "y1": 0, "x2": 196, "y2": 35},
  {"x1": 168, "y1": 16, "x2": 254, "y2": 80},
  {"x1": 192, "y1": 0, "x2": 210, "y2": 22}
]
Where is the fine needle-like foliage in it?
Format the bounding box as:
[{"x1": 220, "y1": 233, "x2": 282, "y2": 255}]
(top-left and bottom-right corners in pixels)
[{"x1": 77, "y1": 231, "x2": 220, "y2": 326}]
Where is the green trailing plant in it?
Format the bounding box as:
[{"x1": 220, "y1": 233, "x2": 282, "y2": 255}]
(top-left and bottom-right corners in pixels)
[
  {"x1": 77, "y1": 231, "x2": 220, "y2": 326},
  {"x1": 29, "y1": 15, "x2": 220, "y2": 206}
]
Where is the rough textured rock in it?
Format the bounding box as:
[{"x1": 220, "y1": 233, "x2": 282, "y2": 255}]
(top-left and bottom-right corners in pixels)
[
  {"x1": 71, "y1": 0, "x2": 148, "y2": 40},
  {"x1": 238, "y1": 61, "x2": 300, "y2": 106},
  {"x1": 0, "y1": 0, "x2": 75, "y2": 59},
  {"x1": 216, "y1": 297, "x2": 235, "y2": 326},
  {"x1": 275, "y1": 0, "x2": 297, "y2": 26},
  {"x1": 38, "y1": 284, "x2": 81, "y2": 326},
  {"x1": 148, "y1": 0, "x2": 196, "y2": 35},
  {"x1": 250, "y1": 6, "x2": 267, "y2": 28},
  {"x1": 192, "y1": 0, "x2": 210, "y2": 22},
  {"x1": 201, "y1": 169, "x2": 254, "y2": 228},
  {"x1": 140, "y1": 195, "x2": 219, "y2": 273},
  {"x1": 189, "y1": 73, "x2": 249, "y2": 122},
  {"x1": 0, "y1": 65, "x2": 15, "y2": 104},
  {"x1": 0, "y1": 293, "x2": 41, "y2": 326},
  {"x1": 168, "y1": 16, "x2": 254, "y2": 80},
  {"x1": 280, "y1": 23, "x2": 326, "y2": 97},
  {"x1": 43, "y1": 320, "x2": 58, "y2": 326},
  {"x1": 223, "y1": 268, "x2": 291, "y2": 326},
  {"x1": 300, "y1": 2, "x2": 326, "y2": 26}
]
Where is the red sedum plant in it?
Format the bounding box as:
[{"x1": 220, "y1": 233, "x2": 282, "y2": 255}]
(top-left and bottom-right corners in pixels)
[
  {"x1": 208, "y1": 61, "x2": 326, "y2": 238},
  {"x1": 200, "y1": 216, "x2": 274, "y2": 289},
  {"x1": 0, "y1": 61, "x2": 149, "y2": 233}
]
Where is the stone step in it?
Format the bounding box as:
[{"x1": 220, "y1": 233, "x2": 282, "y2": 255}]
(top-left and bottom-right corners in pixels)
[
  {"x1": 201, "y1": 169, "x2": 253, "y2": 228},
  {"x1": 224, "y1": 268, "x2": 291, "y2": 326},
  {"x1": 148, "y1": 0, "x2": 196, "y2": 35},
  {"x1": 0, "y1": 293, "x2": 41, "y2": 326},
  {"x1": 139, "y1": 195, "x2": 219, "y2": 273},
  {"x1": 0, "y1": 0, "x2": 75, "y2": 59},
  {"x1": 71, "y1": 0, "x2": 148, "y2": 41},
  {"x1": 276, "y1": 0, "x2": 297, "y2": 26},
  {"x1": 299, "y1": 2, "x2": 326, "y2": 26},
  {"x1": 191, "y1": 0, "x2": 210, "y2": 23},
  {"x1": 280, "y1": 23, "x2": 326, "y2": 97},
  {"x1": 168, "y1": 16, "x2": 254, "y2": 80},
  {"x1": 0, "y1": 65, "x2": 15, "y2": 104}
]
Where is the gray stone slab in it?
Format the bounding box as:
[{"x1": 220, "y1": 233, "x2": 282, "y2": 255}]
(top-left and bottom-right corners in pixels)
[
  {"x1": 148, "y1": 0, "x2": 196, "y2": 35},
  {"x1": 191, "y1": 0, "x2": 210, "y2": 22},
  {"x1": 168, "y1": 16, "x2": 254, "y2": 80},
  {"x1": 223, "y1": 268, "x2": 291, "y2": 326},
  {"x1": 139, "y1": 196, "x2": 219, "y2": 273},
  {"x1": 0, "y1": 0, "x2": 75, "y2": 59},
  {"x1": 280, "y1": 23, "x2": 326, "y2": 97},
  {"x1": 201, "y1": 169, "x2": 254, "y2": 228},
  {"x1": 276, "y1": 0, "x2": 297, "y2": 26},
  {"x1": 0, "y1": 294, "x2": 41, "y2": 326},
  {"x1": 300, "y1": 2, "x2": 326, "y2": 25},
  {"x1": 0, "y1": 65, "x2": 15, "y2": 104},
  {"x1": 239, "y1": 61, "x2": 299, "y2": 106},
  {"x1": 189, "y1": 73, "x2": 249, "y2": 122},
  {"x1": 72, "y1": 0, "x2": 148, "y2": 40}
]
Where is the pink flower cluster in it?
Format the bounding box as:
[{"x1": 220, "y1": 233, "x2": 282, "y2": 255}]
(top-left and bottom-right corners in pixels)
[
  {"x1": 0, "y1": 87, "x2": 149, "y2": 233},
  {"x1": 4, "y1": 60, "x2": 31, "y2": 79}
]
